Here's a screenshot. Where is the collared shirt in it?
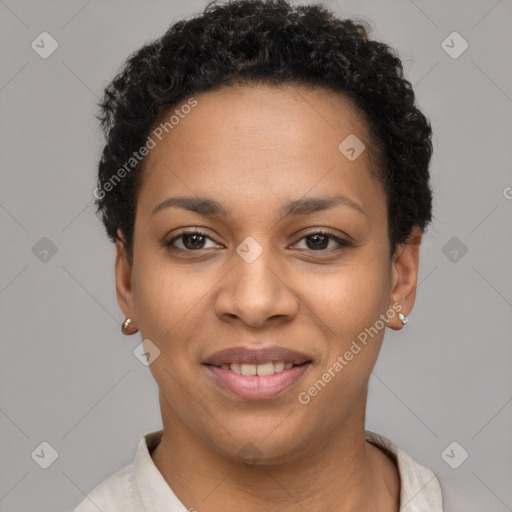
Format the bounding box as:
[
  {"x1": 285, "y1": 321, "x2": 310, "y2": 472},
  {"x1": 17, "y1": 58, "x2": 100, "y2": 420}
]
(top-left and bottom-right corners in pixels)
[{"x1": 74, "y1": 429, "x2": 443, "y2": 511}]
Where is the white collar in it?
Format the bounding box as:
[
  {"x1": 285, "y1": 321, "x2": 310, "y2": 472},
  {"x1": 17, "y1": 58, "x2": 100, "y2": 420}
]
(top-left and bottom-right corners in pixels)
[{"x1": 130, "y1": 429, "x2": 443, "y2": 511}]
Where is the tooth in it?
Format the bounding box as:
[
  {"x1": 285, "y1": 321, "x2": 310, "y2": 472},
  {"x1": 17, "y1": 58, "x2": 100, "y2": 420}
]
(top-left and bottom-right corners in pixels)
[
  {"x1": 274, "y1": 361, "x2": 285, "y2": 372},
  {"x1": 230, "y1": 363, "x2": 242, "y2": 374},
  {"x1": 240, "y1": 363, "x2": 257, "y2": 376},
  {"x1": 221, "y1": 364, "x2": 229, "y2": 370},
  {"x1": 228, "y1": 361, "x2": 291, "y2": 375},
  {"x1": 256, "y1": 362, "x2": 275, "y2": 376}
]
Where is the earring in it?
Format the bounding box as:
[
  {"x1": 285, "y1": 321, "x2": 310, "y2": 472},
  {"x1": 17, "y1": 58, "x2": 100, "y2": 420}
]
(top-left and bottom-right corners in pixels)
[
  {"x1": 398, "y1": 312, "x2": 408, "y2": 326},
  {"x1": 121, "y1": 317, "x2": 138, "y2": 335}
]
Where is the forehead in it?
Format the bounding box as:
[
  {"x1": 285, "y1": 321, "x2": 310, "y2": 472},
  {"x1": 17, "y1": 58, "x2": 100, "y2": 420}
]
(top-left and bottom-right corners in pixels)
[
  {"x1": 137, "y1": 84, "x2": 385, "y2": 222},
  {"x1": 152, "y1": 83, "x2": 370, "y2": 155}
]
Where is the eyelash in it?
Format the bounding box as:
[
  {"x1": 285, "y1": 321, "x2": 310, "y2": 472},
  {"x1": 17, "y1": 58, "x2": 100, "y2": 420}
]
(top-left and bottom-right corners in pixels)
[{"x1": 161, "y1": 229, "x2": 352, "y2": 253}]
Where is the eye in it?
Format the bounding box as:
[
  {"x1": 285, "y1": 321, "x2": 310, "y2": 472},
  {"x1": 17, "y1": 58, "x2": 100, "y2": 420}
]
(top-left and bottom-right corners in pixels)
[
  {"x1": 163, "y1": 230, "x2": 221, "y2": 251},
  {"x1": 162, "y1": 229, "x2": 351, "y2": 253},
  {"x1": 293, "y1": 230, "x2": 351, "y2": 251}
]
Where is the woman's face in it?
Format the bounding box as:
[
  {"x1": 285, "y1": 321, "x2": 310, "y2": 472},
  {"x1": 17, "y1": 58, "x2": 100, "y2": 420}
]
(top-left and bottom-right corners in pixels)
[{"x1": 116, "y1": 84, "x2": 419, "y2": 463}]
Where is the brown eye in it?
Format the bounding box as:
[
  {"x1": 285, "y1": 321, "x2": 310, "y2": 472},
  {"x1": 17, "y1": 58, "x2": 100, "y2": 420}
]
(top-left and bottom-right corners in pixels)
[
  {"x1": 294, "y1": 231, "x2": 351, "y2": 252},
  {"x1": 181, "y1": 233, "x2": 207, "y2": 250},
  {"x1": 305, "y1": 233, "x2": 329, "y2": 250},
  {"x1": 164, "y1": 230, "x2": 219, "y2": 251}
]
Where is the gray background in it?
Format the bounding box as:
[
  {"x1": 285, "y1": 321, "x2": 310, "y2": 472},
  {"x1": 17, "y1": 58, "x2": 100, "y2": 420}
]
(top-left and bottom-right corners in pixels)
[{"x1": 1, "y1": 0, "x2": 511, "y2": 511}]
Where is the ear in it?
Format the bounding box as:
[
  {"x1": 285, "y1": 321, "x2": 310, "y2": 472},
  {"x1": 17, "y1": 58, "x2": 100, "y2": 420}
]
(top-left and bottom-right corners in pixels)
[
  {"x1": 115, "y1": 229, "x2": 137, "y2": 323},
  {"x1": 387, "y1": 225, "x2": 422, "y2": 330}
]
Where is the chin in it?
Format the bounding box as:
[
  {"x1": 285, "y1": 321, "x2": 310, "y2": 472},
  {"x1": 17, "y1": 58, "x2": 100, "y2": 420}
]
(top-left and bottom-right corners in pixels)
[{"x1": 207, "y1": 416, "x2": 316, "y2": 466}]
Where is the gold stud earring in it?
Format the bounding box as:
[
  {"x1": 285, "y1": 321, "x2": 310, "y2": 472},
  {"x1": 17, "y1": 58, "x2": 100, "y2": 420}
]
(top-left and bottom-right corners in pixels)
[{"x1": 121, "y1": 317, "x2": 138, "y2": 335}]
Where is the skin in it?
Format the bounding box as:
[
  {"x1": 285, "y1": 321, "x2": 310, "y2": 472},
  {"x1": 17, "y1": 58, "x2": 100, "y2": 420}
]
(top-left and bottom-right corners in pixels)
[{"x1": 115, "y1": 84, "x2": 423, "y2": 512}]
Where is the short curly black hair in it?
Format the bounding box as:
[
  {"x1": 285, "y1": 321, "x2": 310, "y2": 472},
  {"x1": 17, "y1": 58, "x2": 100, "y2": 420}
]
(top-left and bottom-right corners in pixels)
[{"x1": 94, "y1": 0, "x2": 433, "y2": 266}]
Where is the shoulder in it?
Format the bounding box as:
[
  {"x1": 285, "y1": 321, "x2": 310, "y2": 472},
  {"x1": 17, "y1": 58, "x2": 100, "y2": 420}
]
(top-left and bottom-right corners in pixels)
[
  {"x1": 73, "y1": 462, "x2": 143, "y2": 512},
  {"x1": 365, "y1": 430, "x2": 444, "y2": 512}
]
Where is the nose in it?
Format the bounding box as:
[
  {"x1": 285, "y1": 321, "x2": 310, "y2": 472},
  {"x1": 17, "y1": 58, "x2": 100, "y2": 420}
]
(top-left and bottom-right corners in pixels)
[{"x1": 214, "y1": 246, "x2": 299, "y2": 329}]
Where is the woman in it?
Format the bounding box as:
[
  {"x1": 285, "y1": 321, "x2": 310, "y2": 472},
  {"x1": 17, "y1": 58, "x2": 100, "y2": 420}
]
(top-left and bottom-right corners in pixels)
[{"x1": 76, "y1": 0, "x2": 443, "y2": 510}]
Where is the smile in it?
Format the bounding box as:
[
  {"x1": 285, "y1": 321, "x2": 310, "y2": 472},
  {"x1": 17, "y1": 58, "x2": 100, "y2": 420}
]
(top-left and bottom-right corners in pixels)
[
  {"x1": 202, "y1": 345, "x2": 312, "y2": 400},
  {"x1": 204, "y1": 361, "x2": 311, "y2": 400}
]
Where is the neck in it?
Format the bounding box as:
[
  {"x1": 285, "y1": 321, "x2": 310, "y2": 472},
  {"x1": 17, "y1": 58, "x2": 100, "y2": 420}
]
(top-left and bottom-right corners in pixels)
[{"x1": 151, "y1": 395, "x2": 399, "y2": 512}]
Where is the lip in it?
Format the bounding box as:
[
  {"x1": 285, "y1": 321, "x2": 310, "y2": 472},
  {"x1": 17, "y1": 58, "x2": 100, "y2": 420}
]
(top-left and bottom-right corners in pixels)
[
  {"x1": 202, "y1": 346, "x2": 312, "y2": 400},
  {"x1": 203, "y1": 346, "x2": 311, "y2": 366},
  {"x1": 205, "y1": 363, "x2": 311, "y2": 400}
]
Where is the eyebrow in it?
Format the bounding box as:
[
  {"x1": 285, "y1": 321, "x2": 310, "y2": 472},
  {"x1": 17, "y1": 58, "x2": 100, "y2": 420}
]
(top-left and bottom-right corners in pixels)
[{"x1": 151, "y1": 193, "x2": 368, "y2": 219}]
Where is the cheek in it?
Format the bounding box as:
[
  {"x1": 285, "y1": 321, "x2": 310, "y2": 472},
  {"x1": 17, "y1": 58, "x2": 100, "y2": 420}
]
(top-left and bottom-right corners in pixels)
[
  {"x1": 313, "y1": 257, "x2": 390, "y2": 335},
  {"x1": 133, "y1": 248, "x2": 199, "y2": 327},
  {"x1": 132, "y1": 254, "x2": 219, "y2": 367},
  {"x1": 305, "y1": 256, "x2": 390, "y2": 393}
]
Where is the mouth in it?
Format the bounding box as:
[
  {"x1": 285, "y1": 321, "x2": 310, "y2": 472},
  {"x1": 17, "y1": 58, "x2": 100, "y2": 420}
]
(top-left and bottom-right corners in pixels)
[{"x1": 202, "y1": 346, "x2": 312, "y2": 400}]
